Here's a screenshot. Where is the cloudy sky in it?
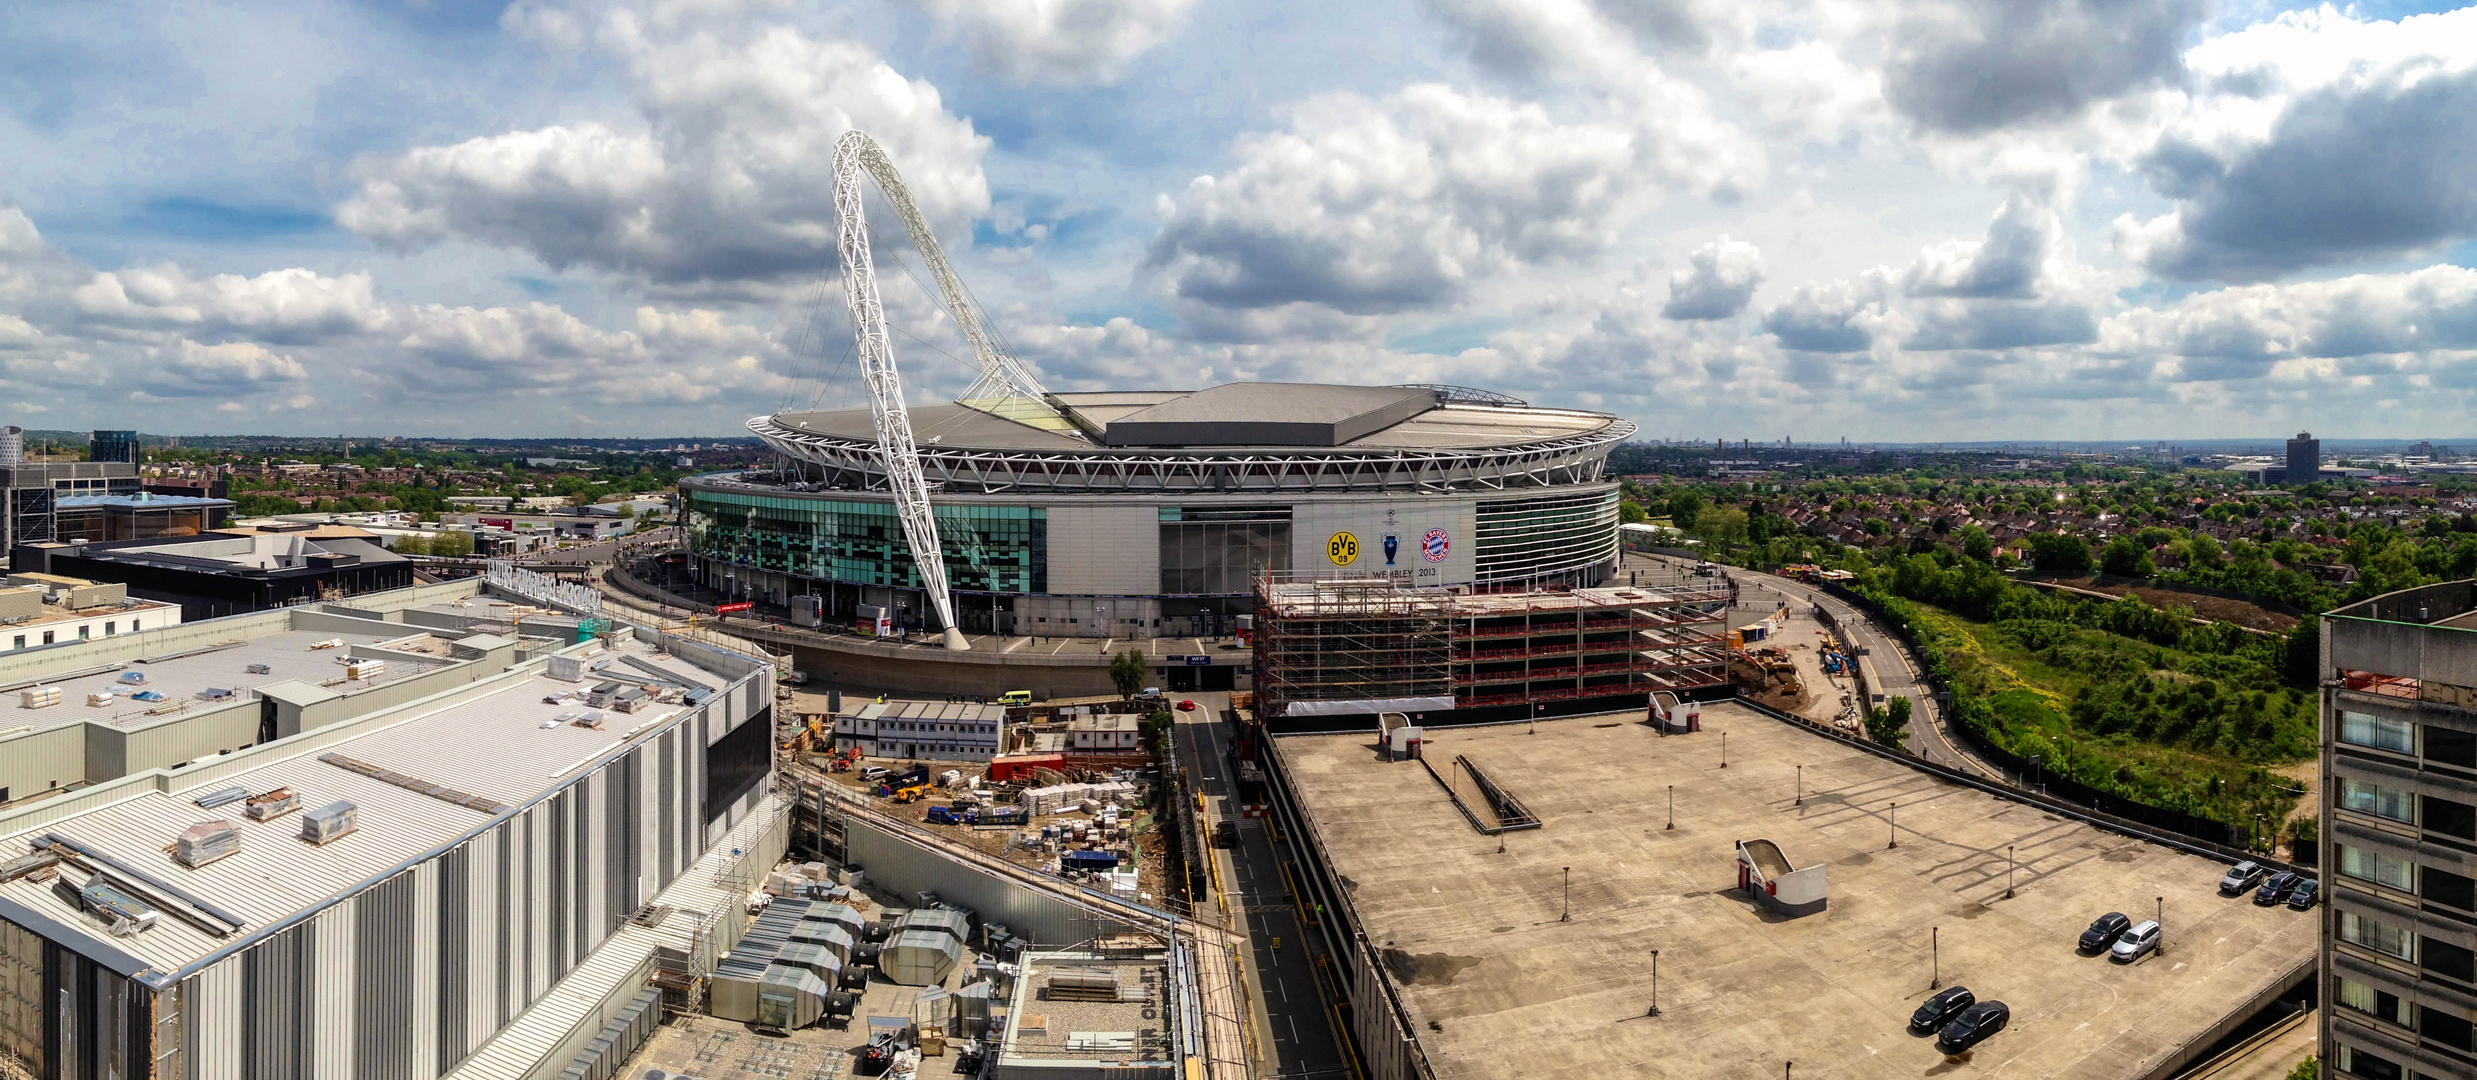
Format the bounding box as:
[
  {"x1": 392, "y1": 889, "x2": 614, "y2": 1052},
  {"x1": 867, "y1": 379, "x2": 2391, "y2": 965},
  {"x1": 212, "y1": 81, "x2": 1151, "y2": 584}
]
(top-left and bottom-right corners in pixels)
[{"x1": 3, "y1": 0, "x2": 2474, "y2": 440}]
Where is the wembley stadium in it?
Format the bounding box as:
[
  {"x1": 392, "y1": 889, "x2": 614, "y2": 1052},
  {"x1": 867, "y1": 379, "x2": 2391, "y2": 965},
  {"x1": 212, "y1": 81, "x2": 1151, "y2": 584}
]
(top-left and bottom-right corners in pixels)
[{"x1": 682, "y1": 381, "x2": 1633, "y2": 647}]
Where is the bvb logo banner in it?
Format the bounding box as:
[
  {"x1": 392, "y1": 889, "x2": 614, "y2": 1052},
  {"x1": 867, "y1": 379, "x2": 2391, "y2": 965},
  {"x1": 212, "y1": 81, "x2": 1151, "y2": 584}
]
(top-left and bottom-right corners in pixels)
[{"x1": 1327, "y1": 531, "x2": 1359, "y2": 566}]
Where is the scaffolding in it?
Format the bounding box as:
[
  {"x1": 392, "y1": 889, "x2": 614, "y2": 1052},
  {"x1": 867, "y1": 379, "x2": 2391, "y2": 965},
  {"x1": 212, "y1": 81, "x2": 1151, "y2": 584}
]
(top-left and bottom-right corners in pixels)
[{"x1": 1254, "y1": 572, "x2": 1731, "y2": 718}]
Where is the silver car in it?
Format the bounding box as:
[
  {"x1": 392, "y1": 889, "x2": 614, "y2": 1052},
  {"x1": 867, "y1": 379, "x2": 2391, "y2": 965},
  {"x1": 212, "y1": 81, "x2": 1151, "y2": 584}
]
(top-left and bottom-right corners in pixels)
[{"x1": 2110, "y1": 920, "x2": 2161, "y2": 963}]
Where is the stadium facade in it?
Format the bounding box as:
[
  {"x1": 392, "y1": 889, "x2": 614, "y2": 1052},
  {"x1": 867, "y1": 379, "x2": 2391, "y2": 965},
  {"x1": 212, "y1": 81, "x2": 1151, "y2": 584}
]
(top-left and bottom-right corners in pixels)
[{"x1": 687, "y1": 383, "x2": 1634, "y2": 640}]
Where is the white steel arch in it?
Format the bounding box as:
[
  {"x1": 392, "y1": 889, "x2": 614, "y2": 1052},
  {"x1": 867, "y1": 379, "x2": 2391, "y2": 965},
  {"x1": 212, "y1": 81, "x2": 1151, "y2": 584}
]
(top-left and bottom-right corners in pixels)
[{"x1": 831, "y1": 129, "x2": 994, "y2": 650}]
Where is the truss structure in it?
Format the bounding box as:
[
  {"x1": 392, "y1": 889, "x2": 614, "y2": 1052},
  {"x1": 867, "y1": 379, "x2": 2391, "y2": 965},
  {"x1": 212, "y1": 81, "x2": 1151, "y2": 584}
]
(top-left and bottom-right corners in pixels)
[
  {"x1": 833, "y1": 130, "x2": 970, "y2": 649},
  {"x1": 747, "y1": 407, "x2": 1635, "y2": 496}
]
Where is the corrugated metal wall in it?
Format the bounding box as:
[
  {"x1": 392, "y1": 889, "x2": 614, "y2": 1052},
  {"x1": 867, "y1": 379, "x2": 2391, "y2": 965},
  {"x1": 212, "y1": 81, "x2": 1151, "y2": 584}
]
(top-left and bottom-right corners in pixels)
[
  {"x1": 165, "y1": 664, "x2": 766, "y2": 1080},
  {"x1": 842, "y1": 819, "x2": 1141, "y2": 946}
]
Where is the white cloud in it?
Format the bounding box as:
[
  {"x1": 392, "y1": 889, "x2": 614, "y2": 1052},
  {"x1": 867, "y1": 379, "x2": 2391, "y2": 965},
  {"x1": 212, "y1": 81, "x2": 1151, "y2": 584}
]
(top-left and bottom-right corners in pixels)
[
  {"x1": 1762, "y1": 277, "x2": 1889, "y2": 353},
  {"x1": 340, "y1": 15, "x2": 990, "y2": 293},
  {"x1": 2115, "y1": 6, "x2": 2477, "y2": 281},
  {"x1": 163, "y1": 339, "x2": 308, "y2": 391},
  {"x1": 1146, "y1": 83, "x2": 1759, "y2": 316},
  {"x1": 1662, "y1": 235, "x2": 1766, "y2": 320},
  {"x1": 1882, "y1": 0, "x2": 2208, "y2": 132},
  {"x1": 913, "y1": 0, "x2": 1198, "y2": 84},
  {"x1": 72, "y1": 266, "x2": 390, "y2": 344}
]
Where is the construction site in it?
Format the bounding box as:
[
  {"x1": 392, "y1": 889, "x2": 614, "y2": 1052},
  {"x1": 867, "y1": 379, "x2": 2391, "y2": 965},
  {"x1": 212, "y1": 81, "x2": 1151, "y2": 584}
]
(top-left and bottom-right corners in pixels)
[{"x1": 1250, "y1": 573, "x2": 1733, "y2": 727}]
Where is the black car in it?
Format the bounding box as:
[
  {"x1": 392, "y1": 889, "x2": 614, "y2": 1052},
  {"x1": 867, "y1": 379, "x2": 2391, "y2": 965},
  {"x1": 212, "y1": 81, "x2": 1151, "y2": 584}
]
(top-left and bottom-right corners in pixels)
[
  {"x1": 2288, "y1": 879, "x2": 2321, "y2": 910},
  {"x1": 1911, "y1": 986, "x2": 1975, "y2": 1031},
  {"x1": 2078, "y1": 912, "x2": 2131, "y2": 953},
  {"x1": 1938, "y1": 1000, "x2": 2012, "y2": 1053},
  {"x1": 2255, "y1": 871, "x2": 2300, "y2": 905}
]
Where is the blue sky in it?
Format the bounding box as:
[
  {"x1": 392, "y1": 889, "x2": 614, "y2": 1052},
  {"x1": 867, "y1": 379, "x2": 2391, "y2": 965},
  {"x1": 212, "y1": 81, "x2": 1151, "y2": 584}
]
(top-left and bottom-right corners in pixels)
[{"x1": 2, "y1": 0, "x2": 2476, "y2": 438}]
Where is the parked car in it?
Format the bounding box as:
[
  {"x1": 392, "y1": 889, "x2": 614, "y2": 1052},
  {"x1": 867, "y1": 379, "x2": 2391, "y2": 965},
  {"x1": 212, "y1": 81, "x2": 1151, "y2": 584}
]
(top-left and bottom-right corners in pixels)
[
  {"x1": 2078, "y1": 912, "x2": 2132, "y2": 953},
  {"x1": 1213, "y1": 820, "x2": 1240, "y2": 848},
  {"x1": 2111, "y1": 920, "x2": 2162, "y2": 963},
  {"x1": 2219, "y1": 861, "x2": 2266, "y2": 894},
  {"x1": 1911, "y1": 986, "x2": 1975, "y2": 1031},
  {"x1": 1937, "y1": 1001, "x2": 2011, "y2": 1053},
  {"x1": 2255, "y1": 871, "x2": 2300, "y2": 905},
  {"x1": 2287, "y1": 880, "x2": 2321, "y2": 910}
]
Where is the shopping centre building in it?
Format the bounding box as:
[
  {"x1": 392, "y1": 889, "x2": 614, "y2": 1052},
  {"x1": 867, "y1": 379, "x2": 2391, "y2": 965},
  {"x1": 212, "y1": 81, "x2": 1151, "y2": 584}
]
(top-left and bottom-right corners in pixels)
[{"x1": 684, "y1": 383, "x2": 1633, "y2": 643}]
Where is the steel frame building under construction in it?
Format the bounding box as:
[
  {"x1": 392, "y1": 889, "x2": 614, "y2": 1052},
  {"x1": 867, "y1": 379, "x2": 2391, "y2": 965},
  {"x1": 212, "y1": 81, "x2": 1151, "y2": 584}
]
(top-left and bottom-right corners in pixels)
[{"x1": 1252, "y1": 574, "x2": 1732, "y2": 726}]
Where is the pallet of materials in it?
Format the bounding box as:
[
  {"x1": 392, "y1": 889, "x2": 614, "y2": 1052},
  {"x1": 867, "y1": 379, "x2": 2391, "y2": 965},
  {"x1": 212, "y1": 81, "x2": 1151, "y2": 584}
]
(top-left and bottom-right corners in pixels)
[{"x1": 174, "y1": 821, "x2": 241, "y2": 868}]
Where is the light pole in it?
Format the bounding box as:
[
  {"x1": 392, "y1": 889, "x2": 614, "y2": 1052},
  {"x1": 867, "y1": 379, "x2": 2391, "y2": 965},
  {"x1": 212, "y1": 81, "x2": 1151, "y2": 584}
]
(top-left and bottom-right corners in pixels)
[
  {"x1": 1721, "y1": 731, "x2": 1728, "y2": 768},
  {"x1": 1647, "y1": 949, "x2": 1661, "y2": 1016},
  {"x1": 2156, "y1": 896, "x2": 2164, "y2": 955},
  {"x1": 1666, "y1": 785, "x2": 1674, "y2": 831},
  {"x1": 1796, "y1": 764, "x2": 1803, "y2": 806},
  {"x1": 1932, "y1": 926, "x2": 1940, "y2": 989},
  {"x1": 1562, "y1": 867, "x2": 1572, "y2": 922},
  {"x1": 1889, "y1": 801, "x2": 1899, "y2": 849},
  {"x1": 2006, "y1": 845, "x2": 2016, "y2": 899}
]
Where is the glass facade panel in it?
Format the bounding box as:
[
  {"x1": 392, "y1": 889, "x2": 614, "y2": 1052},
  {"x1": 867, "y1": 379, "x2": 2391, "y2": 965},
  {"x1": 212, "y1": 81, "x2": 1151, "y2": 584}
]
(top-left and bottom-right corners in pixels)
[
  {"x1": 2341, "y1": 911, "x2": 2415, "y2": 959},
  {"x1": 2341, "y1": 711, "x2": 2417, "y2": 754},
  {"x1": 684, "y1": 488, "x2": 1045, "y2": 593},
  {"x1": 1475, "y1": 490, "x2": 1619, "y2": 585},
  {"x1": 2338, "y1": 844, "x2": 2417, "y2": 891},
  {"x1": 1159, "y1": 506, "x2": 1292, "y2": 596},
  {"x1": 2340, "y1": 777, "x2": 2417, "y2": 823}
]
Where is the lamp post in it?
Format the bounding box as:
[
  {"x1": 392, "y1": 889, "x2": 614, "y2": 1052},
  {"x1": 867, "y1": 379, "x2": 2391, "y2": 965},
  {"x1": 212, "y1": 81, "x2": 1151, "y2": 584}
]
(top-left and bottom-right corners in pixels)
[
  {"x1": 1932, "y1": 926, "x2": 1940, "y2": 990},
  {"x1": 1721, "y1": 731, "x2": 1728, "y2": 768},
  {"x1": 1889, "y1": 801, "x2": 1899, "y2": 849},
  {"x1": 2006, "y1": 845, "x2": 2016, "y2": 899},
  {"x1": 1666, "y1": 785, "x2": 1674, "y2": 831},
  {"x1": 2156, "y1": 896, "x2": 2164, "y2": 955},
  {"x1": 1562, "y1": 867, "x2": 1572, "y2": 922},
  {"x1": 1796, "y1": 764, "x2": 1803, "y2": 806},
  {"x1": 1648, "y1": 949, "x2": 1661, "y2": 1016}
]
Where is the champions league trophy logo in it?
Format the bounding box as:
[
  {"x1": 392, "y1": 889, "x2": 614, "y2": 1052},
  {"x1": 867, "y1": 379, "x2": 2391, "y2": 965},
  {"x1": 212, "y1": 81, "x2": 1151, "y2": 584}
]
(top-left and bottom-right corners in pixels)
[{"x1": 1383, "y1": 534, "x2": 1399, "y2": 565}]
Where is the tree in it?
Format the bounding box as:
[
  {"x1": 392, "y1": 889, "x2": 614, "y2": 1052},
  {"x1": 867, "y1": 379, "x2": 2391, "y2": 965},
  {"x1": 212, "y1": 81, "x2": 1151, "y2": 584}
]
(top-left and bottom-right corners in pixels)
[
  {"x1": 1694, "y1": 505, "x2": 1749, "y2": 544},
  {"x1": 391, "y1": 533, "x2": 431, "y2": 556},
  {"x1": 1959, "y1": 524, "x2": 1993, "y2": 562},
  {"x1": 1618, "y1": 500, "x2": 1649, "y2": 525},
  {"x1": 1864, "y1": 696, "x2": 1911, "y2": 751},
  {"x1": 617, "y1": 503, "x2": 638, "y2": 519},
  {"x1": 1666, "y1": 490, "x2": 1707, "y2": 528},
  {"x1": 1109, "y1": 650, "x2": 1149, "y2": 699},
  {"x1": 431, "y1": 531, "x2": 475, "y2": 558},
  {"x1": 2027, "y1": 532, "x2": 2093, "y2": 576},
  {"x1": 2283, "y1": 1057, "x2": 2317, "y2": 1080},
  {"x1": 2099, "y1": 535, "x2": 2154, "y2": 578}
]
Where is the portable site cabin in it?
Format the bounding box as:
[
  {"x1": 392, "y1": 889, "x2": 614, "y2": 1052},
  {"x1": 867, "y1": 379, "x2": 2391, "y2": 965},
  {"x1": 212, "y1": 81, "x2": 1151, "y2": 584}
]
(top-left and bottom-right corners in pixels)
[{"x1": 1737, "y1": 838, "x2": 1828, "y2": 917}]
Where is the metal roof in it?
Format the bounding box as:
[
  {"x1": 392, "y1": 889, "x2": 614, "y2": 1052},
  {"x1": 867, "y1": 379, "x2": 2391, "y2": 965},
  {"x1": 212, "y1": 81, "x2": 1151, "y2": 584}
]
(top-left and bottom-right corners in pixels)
[
  {"x1": 2, "y1": 628, "x2": 451, "y2": 739},
  {"x1": 0, "y1": 636, "x2": 706, "y2": 972}
]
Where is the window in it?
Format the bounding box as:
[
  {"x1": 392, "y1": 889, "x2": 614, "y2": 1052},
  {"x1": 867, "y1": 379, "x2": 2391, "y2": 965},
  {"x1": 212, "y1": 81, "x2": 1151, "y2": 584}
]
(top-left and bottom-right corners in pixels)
[
  {"x1": 130, "y1": 619, "x2": 138, "y2": 631},
  {"x1": 2342, "y1": 711, "x2": 2417, "y2": 754},
  {"x1": 2425, "y1": 936, "x2": 2476, "y2": 983},
  {"x1": 2423, "y1": 1006, "x2": 2475, "y2": 1052},
  {"x1": 2432, "y1": 797, "x2": 2477, "y2": 841},
  {"x1": 42, "y1": 631, "x2": 53, "y2": 645},
  {"x1": 1159, "y1": 505, "x2": 1293, "y2": 595},
  {"x1": 8, "y1": 636, "x2": 18, "y2": 651},
  {"x1": 2429, "y1": 866, "x2": 2477, "y2": 911},
  {"x1": 2339, "y1": 977, "x2": 2412, "y2": 1026},
  {"x1": 2336, "y1": 1043, "x2": 2402, "y2": 1080},
  {"x1": 2340, "y1": 844, "x2": 2418, "y2": 891},
  {"x1": 2341, "y1": 777, "x2": 2417, "y2": 824},
  {"x1": 2342, "y1": 911, "x2": 2416, "y2": 960},
  {"x1": 76, "y1": 626, "x2": 87, "y2": 640},
  {"x1": 2431, "y1": 726, "x2": 2477, "y2": 769},
  {"x1": 104, "y1": 622, "x2": 114, "y2": 636}
]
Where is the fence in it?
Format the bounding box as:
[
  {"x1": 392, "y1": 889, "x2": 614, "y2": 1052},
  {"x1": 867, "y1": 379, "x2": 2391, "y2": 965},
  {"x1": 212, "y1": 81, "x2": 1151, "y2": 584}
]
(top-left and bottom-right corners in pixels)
[{"x1": 485, "y1": 559, "x2": 605, "y2": 616}]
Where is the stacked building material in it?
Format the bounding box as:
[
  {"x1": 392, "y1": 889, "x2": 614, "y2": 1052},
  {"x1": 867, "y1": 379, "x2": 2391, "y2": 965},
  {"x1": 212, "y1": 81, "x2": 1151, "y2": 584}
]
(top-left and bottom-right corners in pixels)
[
  {"x1": 19, "y1": 686, "x2": 60, "y2": 709},
  {"x1": 174, "y1": 821, "x2": 240, "y2": 868},
  {"x1": 301, "y1": 801, "x2": 357, "y2": 845}
]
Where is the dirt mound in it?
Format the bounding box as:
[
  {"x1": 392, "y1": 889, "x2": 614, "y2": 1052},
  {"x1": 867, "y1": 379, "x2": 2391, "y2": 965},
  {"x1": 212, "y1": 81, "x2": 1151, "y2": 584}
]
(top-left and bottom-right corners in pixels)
[{"x1": 2052, "y1": 578, "x2": 2300, "y2": 632}]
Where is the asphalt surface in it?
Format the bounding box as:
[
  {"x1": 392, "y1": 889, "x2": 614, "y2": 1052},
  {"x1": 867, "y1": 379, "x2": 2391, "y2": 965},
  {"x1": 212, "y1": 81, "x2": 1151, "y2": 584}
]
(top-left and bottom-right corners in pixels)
[
  {"x1": 1170, "y1": 692, "x2": 1353, "y2": 1080},
  {"x1": 1622, "y1": 551, "x2": 2003, "y2": 781}
]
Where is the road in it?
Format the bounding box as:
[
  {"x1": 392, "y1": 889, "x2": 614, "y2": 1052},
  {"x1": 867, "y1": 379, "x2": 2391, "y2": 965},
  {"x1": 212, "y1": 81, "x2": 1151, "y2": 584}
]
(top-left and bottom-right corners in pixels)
[
  {"x1": 1623, "y1": 551, "x2": 2003, "y2": 781},
  {"x1": 1170, "y1": 692, "x2": 1353, "y2": 1080}
]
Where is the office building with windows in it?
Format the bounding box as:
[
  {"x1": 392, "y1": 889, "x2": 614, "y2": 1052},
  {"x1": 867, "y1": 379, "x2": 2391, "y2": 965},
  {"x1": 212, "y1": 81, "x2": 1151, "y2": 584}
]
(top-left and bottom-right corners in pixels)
[
  {"x1": 2323, "y1": 580, "x2": 2477, "y2": 1079},
  {"x1": 686, "y1": 383, "x2": 1631, "y2": 645},
  {"x1": 2292, "y1": 432, "x2": 2324, "y2": 487}
]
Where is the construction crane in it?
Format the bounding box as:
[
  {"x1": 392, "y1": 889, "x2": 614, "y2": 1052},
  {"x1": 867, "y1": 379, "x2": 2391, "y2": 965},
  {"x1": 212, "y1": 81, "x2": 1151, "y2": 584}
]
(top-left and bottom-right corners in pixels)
[{"x1": 831, "y1": 129, "x2": 1068, "y2": 651}]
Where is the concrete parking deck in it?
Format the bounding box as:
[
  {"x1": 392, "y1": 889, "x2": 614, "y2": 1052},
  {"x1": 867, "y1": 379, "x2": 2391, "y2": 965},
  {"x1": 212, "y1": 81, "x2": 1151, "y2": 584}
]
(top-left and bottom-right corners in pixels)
[{"x1": 1277, "y1": 703, "x2": 2315, "y2": 1080}]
